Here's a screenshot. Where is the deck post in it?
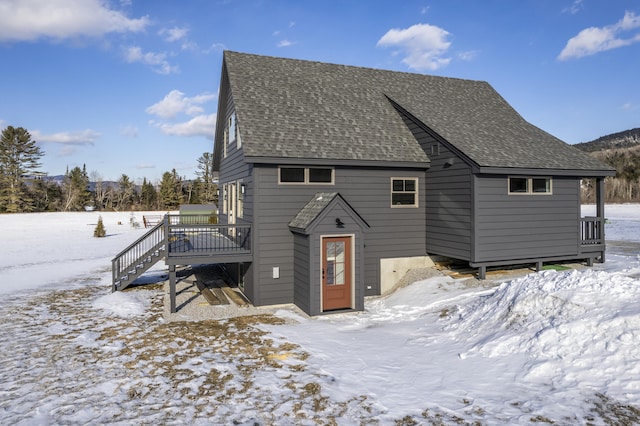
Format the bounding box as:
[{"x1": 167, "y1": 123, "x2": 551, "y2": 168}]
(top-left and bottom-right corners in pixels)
[
  {"x1": 596, "y1": 177, "x2": 606, "y2": 263},
  {"x1": 478, "y1": 265, "x2": 486, "y2": 280},
  {"x1": 536, "y1": 261, "x2": 543, "y2": 272},
  {"x1": 169, "y1": 265, "x2": 177, "y2": 313}
]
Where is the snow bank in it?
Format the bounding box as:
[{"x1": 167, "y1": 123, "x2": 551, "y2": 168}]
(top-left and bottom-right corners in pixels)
[{"x1": 454, "y1": 269, "x2": 640, "y2": 401}]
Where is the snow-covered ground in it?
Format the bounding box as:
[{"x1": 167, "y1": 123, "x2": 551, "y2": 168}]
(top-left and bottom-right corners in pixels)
[{"x1": 0, "y1": 206, "x2": 639, "y2": 424}]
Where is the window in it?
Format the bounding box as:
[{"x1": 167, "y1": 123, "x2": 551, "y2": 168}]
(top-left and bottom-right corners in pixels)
[
  {"x1": 236, "y1": 118, "x2": 242, "y2": 149},
  {"x1": 279, "y1": 167, "x2": 334, "y2": 184},
  {"x1": 237, "y1": 180, "x2": 245, "y2": 218},
  {"x1": 221, "y1": 184, "x2": 228, "y2": 214},
  {"x1": 508, "y1": 177, "x2": 552, "y2": 195},
  {"x1": 391, "y1": 178, "x2": 418, "y2": 207},
  {"x1": 228, "y1": 114, "x2": 236, "y2": 145},
  {"x1": 222, "y1": 127, "x2": 228, "y2": 158},
  {"x1": 280, "y1": 167, "x2": 305, "y2": 183},
  {"x1": 309, "y1": 168, "x2": 333, "y2": 183}
]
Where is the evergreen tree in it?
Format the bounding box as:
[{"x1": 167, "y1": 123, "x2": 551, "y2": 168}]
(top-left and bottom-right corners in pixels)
[
  {"x1": 115, "y1": 174, "x2": 135, "y2": 211},
  {"x1": 93, "y1": 215, "x2": 106, "y2": 237},
  {"x1": 0, "y1": 126, "x2": 44, "y2": 212},
  {"x1": 195, "y1": 152, "x2": 217, "y2": 204},
  {"x1": 140, "y1": 178, "x2": 158, "y2": 210},
  {"x1": 62, "y1": 166, "x2": 91, "y2": 211},
  {"x1": 27, "y1": 178, "x2": 62, "y2": 212},
  {"x1": 159, "y1": 169, "x2": 183, "y2": 209}
]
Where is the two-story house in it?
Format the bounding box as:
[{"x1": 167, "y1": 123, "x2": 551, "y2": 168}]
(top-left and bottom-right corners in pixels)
[
  {"x1": 112, "y1": 51, "x2": 614, "y2": 316},
  {"x1": 212, "y1": 51, "x2": 614, "y2": 316}
]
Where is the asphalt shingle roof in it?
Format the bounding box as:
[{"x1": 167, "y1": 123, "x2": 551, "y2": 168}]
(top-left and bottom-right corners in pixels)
[
  {"x1": 224, "y1": 51, "x2": 613, "y2": 172},
  {"x1": 288, "y1": 192, "x2": 338, "y2": 230}
]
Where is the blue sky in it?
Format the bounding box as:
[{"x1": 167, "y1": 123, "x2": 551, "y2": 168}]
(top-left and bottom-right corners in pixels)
[{"x1": 0, "y1": 0, "x2": 638, "y2": 182}]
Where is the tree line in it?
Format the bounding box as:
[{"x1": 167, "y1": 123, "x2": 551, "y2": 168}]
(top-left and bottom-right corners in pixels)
[
  {"x1": 582, "y1": 147, "x2": 640, "y2": 203},
  {"x1": 575, "y1": 128, "x2": 640, "y2": 203},
  {"x1": 0, "y1": 126, "x2": 217, "y2": 213}
]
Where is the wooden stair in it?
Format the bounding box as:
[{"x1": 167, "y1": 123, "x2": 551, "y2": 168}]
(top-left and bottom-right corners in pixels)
[{"x1": 112, "y1": 221, "x2": 166, "y2": 291}]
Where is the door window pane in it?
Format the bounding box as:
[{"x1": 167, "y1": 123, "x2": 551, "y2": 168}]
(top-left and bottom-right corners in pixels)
[{"x1": 325, "y1": 241, "x2": 346, "y2": 286}]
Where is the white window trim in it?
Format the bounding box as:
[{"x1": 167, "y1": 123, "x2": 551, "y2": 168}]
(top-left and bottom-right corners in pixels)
[
  {"x1": 228, "y1": 114, "x2": 236, "y2": 146},
  {"x1": 222, "y1": 127, "x2": 228, "y2": 158},
  {"x1": 390, "y1": 177, "x2": 419, "y2": 208},
  {"x1": 278, "y1": 166, "x2": 335, "y2": 185},
  {"x1": 221, "y1": 183, "x2": 228, "y2": 214},
  {"x1": 508, "y1": 176, "x2": 553, "y2": 195},
  {"x1": 236, "y1": 179, "x2": 244, "y2": 218}
]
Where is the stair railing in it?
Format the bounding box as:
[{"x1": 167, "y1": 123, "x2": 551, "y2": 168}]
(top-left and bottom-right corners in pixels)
[{"x1": 112, "y1": 219, "x2": 166, "y2": 291}]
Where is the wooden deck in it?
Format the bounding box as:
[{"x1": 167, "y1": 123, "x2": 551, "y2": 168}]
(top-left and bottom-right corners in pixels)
[{"x1": 112, "y1": 214, "x2": 252, "y2": 292}]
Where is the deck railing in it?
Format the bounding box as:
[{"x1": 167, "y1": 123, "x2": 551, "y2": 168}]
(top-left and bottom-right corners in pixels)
[
  {"x1": 580, "y1": 216, "x2": 604, "y2": 245},
  {"x1": 165, "y1": 215, "x2": 251, "y2": 257}
]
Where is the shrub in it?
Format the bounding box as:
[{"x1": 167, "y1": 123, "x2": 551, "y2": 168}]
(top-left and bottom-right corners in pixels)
[{"x1": 94, "y1": 216, "x2": 106, "y2": 238}]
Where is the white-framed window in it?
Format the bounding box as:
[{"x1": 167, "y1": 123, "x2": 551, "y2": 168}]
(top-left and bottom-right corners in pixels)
[
  {"x1": 221, "y1": 183, "x2": 228, "y2": 214},
  {"x1": 508, "y1": 177, "x2": 552, "y2": 195},
  {"x1": 229, "y1": 113, "x2": 236, "y2": 145},
  {"x1": 236, "y1": 117, "x2": 242, "y2": 149},
  {"x1": 391, "y1": 178, "x2": 418, "y2": 207},
  {"x1": 278, "y1": 166, "x2": 334, "y2": 185},
  {"x1": 222, "y1": 127, "x2": 228, "y2": 158}
]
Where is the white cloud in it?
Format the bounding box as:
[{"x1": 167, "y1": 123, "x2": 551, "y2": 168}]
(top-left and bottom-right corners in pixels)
[
  {"x1": 377, "y1": 23, "x2": 452, "y2": 71},
  {"x1": 277, "y1": 39, "x2": 295, "y2": 48},
  {"x1": 0, "y1": 0, "x2": 148, "y2": 42},
  {"x1": 124, "y1": 46, "x2": 179, "y2": 74},
  {"x1": 146, "y1": 90, "x2": 217, "y2": 120},
  {"x1": 159, "y1": 26, "x2": 189, "y2": 42},
  {"x1": 558, "y1": 11, "x2": 640, "y2": 60},
  {"x1": 150, "y1": 113, "x2": 216, "y2": 138},
  {"x1": 32, "y1": 129, "x2": 100, "y2": 145},
  {"x1": 563, "y1": 0, "x2": 584, "y2": 15}
]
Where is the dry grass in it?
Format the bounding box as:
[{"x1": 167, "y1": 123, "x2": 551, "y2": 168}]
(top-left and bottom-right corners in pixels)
[{"x1": 2, "y1": 282, "x2": 639, "y2": 425}]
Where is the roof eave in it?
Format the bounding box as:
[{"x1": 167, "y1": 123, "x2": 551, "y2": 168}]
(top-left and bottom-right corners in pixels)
[
  {"x1": 477, "y1": 166, "x2": 617, "y2": 177},
  {"x1": 245, "y1": 155, "x2": 430, "y2": 169}
]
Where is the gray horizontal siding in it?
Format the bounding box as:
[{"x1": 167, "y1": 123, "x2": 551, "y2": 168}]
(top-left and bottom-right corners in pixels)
[
  {"x1": 252, "y1": 165, "x2": 426, "y2": 305},
  {"x1": 399, "y1": 109, "x2": 474, "y2": 262},
  {"x1": 474, "y1": 175, "x2": 580, "y2": 262},
  {"x1": 423, "y1": 141, "x2": 473, "y2": 261}
]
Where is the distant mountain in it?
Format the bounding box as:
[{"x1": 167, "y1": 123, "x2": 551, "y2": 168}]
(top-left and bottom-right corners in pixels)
[
  {"x1": 42, "y1": 175, "x2": 120, "y2": 191},
  {"x1": 574, "y1": 128, "x2": 640, "y2": 153}
]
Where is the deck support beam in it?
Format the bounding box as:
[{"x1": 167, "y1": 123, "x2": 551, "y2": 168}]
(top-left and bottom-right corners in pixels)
[{"x1": 169, "y1": 265, "x2": 177, "y2": 313}]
